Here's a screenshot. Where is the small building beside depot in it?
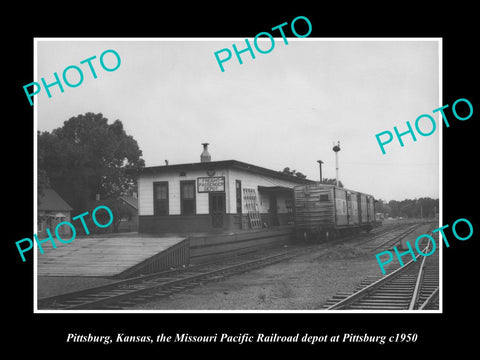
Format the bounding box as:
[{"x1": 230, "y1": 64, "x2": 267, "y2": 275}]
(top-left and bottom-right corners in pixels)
[{"x1": 37, "y1": 188, "x2": 74, "y2": 237}]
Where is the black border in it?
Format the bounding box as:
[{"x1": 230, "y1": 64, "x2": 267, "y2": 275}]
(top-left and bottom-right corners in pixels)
[{"x1": 6, "y1": 3, "x2": 478, "y2": 354}]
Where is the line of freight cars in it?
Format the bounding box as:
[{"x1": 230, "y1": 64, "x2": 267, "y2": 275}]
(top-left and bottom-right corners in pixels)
[{"x1": 293, "y1": 183, "x2": 378, "y2": 241}]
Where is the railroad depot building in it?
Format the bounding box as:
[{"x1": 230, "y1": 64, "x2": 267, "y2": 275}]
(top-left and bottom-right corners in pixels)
[{"x1": 137, "y1": 144, "x2": 314, "y2": 233}]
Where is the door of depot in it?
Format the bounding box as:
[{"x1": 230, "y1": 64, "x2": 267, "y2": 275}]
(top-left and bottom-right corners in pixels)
[
  {"x1": 209, "y1": 192, "x2": 226, "y2": 228},
  {"x1": 269, "y1": 194, "x2": 279, "y2": 226}
]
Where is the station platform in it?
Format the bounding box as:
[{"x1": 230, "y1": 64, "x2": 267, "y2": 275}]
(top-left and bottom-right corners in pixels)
[{"x1": 36, "y1": 233, "x2": 188, "y2": 278}]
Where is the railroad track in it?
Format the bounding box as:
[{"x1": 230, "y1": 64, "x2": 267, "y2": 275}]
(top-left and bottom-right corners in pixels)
[
  {"x1": 39, "y1": 221, "x2": 437, "y2": 311},
  {"x1": 322, "y1": 238, "x2": 439, "y2": 310},
  {"x1": 322, "y1": 222, "x2": 425, "y2": 253},
  {"x1": 38, "y1": 224, "x2": 414, "y2": 310},
  {"x1": 38, "y1": 246, "x2": 309, "y2": 310},
  {"x1": 358, "y1": 222, "x2": 426, "y2": 252}
]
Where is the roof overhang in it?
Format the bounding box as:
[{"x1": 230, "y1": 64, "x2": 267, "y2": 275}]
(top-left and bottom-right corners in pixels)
[{"x1": 258, "y1": 186, "x2": 294, "y2": 193}]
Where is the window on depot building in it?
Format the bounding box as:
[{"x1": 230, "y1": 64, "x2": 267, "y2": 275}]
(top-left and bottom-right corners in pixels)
[
  {"x1": 153, "y1": 181, "x2": 169, "y2": 215},
  {"x1": 181, "y1": 180, "x2": 196, "y2": 215}
]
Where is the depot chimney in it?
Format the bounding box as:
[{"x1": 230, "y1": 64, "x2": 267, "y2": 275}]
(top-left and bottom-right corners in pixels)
[{"x1": 200, "y1": 143, "x2": 211, "y2": 163}]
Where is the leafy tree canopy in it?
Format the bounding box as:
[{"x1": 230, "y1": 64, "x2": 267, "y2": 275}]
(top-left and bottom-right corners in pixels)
[
  {"x1": 376, "y1": 197, "x2": 438, "y2": 218},
  {"x1": 281, "y1": 167, "x2": 307, "y2": 179},
  {"x1": 320, "y1": 178, "x2": 344, "y2": 188},
  {"x1": 38, "y1": 112, "x2": 145, "y2": 213}
]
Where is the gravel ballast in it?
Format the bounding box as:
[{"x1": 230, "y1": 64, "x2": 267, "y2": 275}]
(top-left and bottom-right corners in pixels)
[{"x1": 131, "y1": 242, "x2": 388, "y2": 311}]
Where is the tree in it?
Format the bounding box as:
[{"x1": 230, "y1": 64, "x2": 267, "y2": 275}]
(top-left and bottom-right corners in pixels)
[
  {"x1": 375, "y1": 199, "x2": 390, "y2": 214},
  {"x1": 37, "y1": 141, "x2": 50, "y2": 201},
  {"x1": 38, "y1": 113, "x2": 145, "y2": 213},
  {"x1": 386, "y1": 197, "x2": 438, "y2": 218},
  {"x1": 320, "y1": 178, "x2": 344, "y2": 188},
  {"x1": 97, "y1": 198, "x2": 136, "y2": 233},
  {"x1": 281, "y1": 167, "x2": 307, "y2": 179}
]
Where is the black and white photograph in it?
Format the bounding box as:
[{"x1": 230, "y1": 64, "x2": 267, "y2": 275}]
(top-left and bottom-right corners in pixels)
[
  {"x1": 34, "y1": 38, "x2": 441, "y2": 313},
  {"x1": 6, "y1": 6, "x2": 478, "y2": 354}
]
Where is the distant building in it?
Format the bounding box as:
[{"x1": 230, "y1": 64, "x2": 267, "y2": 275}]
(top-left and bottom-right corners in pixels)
[
  {"x1": 37, "y1": 188, "x2": 73, "y2": 237},
  {"x1": 118, "y1": 194, "x2": 139, "y2": 232},
  {"x1": 137, "y1": 145, "x2": 314, "y2": 233},
  {"x1": 375, "y1": 212, "x2": 385, "y2": 221}
]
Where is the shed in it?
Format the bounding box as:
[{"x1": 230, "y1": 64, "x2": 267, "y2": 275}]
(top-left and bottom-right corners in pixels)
[
  {"x1": 37, "y1": 188, "x2": 74, "y2": 237},
  {"x1": 118, "y1": 195, "x2": 139, "y2": 232}
]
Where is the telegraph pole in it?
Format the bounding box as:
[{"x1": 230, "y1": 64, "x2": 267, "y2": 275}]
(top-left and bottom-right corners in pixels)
[
  {"x1": 317, "y1": 160, "x2": 323, "y2": 183},
  {"x1": 332, "y1": 141, "x2": 341, "y2": 187}
]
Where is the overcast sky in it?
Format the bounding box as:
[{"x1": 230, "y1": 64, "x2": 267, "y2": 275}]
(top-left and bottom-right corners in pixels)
[{"x1": 35, "y1": 38, "x2": 440, "y2": 202}]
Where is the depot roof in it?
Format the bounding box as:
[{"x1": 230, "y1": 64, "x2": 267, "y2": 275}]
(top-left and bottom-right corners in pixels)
[{"x1": 137, "y1": 160, "x2": 314, "y2": 185}]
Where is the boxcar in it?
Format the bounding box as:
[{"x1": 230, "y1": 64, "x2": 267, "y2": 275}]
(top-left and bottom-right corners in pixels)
[{"x1": 293, "y1": 183, "x2": 376, "y2": 241}]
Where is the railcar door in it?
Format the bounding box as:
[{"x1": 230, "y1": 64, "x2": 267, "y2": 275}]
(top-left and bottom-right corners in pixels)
[
  {"x1": 347, "y1": 193, "x2": 354, "y2": 224},
  {"x1": 334, "y1": 188, "x2": 348, "y2": 226}
]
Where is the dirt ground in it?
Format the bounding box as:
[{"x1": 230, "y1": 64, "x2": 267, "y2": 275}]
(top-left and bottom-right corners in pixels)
[
  {"x1": 37, "y1": 276, "x2": 117, "y2": 299},
  {"x1": 131, "y1": 242, "x2": 385, "y2": 311}
]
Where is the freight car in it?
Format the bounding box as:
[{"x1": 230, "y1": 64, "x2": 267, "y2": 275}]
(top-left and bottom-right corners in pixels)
[{"x1": 293, "y1": 183, "x2": 377, "y2": 241}]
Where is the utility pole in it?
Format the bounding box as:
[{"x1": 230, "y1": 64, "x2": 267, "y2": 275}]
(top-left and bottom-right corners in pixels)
[{"x1": 317, "y1": 160, "x2": 323, "y2": 183}]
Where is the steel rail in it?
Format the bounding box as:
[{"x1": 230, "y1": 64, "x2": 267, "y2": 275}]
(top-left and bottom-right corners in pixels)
[
  {"x1": 326, "y1": 242, "x2": 431, "y2": 310},
  {"x1": 408, "y1": 241, "x2": 431, "y2": 309},
  {"x1": 368, "y1": 223, "x2": 423, "y2": 252},
  {"x1": 418, "y1": 286, "x2": 439, "y2": 310}
]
